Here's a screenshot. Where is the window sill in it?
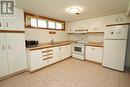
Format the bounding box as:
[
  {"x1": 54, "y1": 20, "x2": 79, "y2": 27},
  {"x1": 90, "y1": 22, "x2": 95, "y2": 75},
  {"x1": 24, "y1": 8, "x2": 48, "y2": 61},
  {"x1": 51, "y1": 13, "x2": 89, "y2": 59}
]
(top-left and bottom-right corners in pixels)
[{"x1": 25, "y1": 26, "x2": 65, "y2": 31}]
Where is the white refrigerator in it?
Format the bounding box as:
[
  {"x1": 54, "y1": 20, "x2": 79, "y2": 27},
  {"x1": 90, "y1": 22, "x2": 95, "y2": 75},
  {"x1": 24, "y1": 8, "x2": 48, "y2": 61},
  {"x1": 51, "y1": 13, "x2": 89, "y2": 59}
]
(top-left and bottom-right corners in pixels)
[{"x1": 102, "y1": 25, "x2": 128, "y2": 71}]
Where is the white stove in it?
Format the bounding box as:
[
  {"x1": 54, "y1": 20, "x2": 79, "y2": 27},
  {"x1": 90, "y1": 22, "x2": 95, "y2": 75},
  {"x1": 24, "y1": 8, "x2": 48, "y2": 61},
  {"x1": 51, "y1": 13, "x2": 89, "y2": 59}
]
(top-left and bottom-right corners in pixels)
[{"x1": 72, "y1": 42, "x2": 86, "y2": 60}]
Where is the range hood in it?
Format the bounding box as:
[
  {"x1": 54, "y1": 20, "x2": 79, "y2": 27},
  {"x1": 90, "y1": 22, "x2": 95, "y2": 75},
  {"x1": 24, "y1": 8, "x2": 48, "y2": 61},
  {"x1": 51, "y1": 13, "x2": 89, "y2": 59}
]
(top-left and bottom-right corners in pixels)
[{"x1": 74, "y1": 29, "x2": 88, "y2": 34}]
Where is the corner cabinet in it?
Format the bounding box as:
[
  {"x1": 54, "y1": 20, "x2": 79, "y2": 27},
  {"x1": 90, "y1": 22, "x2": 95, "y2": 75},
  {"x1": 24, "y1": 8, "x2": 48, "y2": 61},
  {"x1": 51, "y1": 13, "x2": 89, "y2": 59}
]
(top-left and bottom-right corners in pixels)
[
  {"x1": 0, "y1": 8, "x2": 24, "y2": 31},
  {"x1": 85, "y1": 46, "x2": 103, "y2": 63},
  {"x1": 27, "y1": 44, "x2": 72, "y2": 72}
]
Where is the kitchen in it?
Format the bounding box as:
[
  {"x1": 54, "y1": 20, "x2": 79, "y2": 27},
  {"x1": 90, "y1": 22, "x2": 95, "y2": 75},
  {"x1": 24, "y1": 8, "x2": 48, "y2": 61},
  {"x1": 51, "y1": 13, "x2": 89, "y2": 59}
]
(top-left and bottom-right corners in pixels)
[{"x1": 0, "y1": 0, "x2": 130, "y2": 87}]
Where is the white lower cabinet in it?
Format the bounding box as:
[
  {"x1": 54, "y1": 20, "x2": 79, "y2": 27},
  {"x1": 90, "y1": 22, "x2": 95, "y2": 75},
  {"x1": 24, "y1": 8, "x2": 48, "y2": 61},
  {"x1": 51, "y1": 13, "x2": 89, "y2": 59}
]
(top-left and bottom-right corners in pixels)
[
  {"x1": 66, "y1": 45, "x2": 72, "y2": 58},
  {"x1": 0, "y1": 33, "x2": 8, "y2": 78},
  {"x1": 0, "y1": 33, "x2": 27, "y2": 78},
  {"x1": 53, "y1": 47, "x2": 60, "y2": 62},
  {"x1": 28, "y1": 49, "x2": 43, "y2": 71},
  {"x1": 6, "y1": 33, "x2": 27, "y2": 74},
  {"x1": 85, "y1": 46, "x2": 103, "y2": 63},
  {"x1": 28, "y1": 44, "x2": 72, "y2": 72},
  {"x1": 60, "y1": 45, "x2": 72, "y2": 60},
  {"x1": 60, "y1": 45, "x2": 67, "y2": 60}
]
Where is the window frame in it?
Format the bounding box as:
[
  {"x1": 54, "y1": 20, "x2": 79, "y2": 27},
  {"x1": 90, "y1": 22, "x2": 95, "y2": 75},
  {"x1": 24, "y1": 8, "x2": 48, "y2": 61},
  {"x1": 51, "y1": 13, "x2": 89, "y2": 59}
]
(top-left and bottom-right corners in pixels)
[
  {"x1": 37, "y1": 18, "x2": 47, "y2": 29},
  {"x1": 24, "y1": 12, "x2": 65, "y2": 31}
]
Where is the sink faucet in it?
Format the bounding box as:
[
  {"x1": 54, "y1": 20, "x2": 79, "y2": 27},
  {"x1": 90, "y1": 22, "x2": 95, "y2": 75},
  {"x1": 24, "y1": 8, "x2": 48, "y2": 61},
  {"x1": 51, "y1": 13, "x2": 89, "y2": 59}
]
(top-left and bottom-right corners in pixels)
[{"x1": 51, "y1": 38, "x2": 54, "y2": 43}]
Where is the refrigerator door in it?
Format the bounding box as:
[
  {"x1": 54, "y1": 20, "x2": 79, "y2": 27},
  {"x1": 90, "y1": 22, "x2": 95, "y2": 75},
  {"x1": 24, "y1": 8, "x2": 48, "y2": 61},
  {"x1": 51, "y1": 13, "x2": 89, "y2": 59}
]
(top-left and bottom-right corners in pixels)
[
  {"x1": 105, "y1": 25, "x2": 128, "y2": 40},
  {"x1": 102, "y1": 40, "x2": 127, "y2": 71}
]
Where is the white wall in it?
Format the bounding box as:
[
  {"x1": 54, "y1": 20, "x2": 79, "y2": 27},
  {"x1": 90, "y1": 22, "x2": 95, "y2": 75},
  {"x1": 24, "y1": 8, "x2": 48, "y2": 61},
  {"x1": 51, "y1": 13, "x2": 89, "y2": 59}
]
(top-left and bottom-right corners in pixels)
[{"x1": 25, "y1": 28, "x2": 69, "y2": 43}]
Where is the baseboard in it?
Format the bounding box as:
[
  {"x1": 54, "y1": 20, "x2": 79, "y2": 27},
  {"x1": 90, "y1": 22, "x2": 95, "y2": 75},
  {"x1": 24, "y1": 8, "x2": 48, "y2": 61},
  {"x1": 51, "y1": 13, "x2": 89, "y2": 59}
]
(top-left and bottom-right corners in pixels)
[
  {"x1": 0, "y1": 69, "x2": 27, "y2": 81},
  {"x1": 29, "y1": 57, "x2": 71, "y2": 73}
]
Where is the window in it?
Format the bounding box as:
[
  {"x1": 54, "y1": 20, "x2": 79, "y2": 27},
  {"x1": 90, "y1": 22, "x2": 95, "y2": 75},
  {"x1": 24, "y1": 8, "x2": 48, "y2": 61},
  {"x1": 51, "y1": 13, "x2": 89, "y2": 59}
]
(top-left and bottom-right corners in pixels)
[
  {"x1": 48, "y1": 21, "x2": 55, "y2": 29},
  {"x1": 38, "y1": 19, "x2": 47, "y2": 28},
  {"x1": 25, "y1": 13, "x2": 65, "y2": 30},
  {"x1": 30, "y1": 18, "x2": 37, "y2": 27},
  {"x1": 56, "y1": 22, "x2": 63, "y2": 29}
]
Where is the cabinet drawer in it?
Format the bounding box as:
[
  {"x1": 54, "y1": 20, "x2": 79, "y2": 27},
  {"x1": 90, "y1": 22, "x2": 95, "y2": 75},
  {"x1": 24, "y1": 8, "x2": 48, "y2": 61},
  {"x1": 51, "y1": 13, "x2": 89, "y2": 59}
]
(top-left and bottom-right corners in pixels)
[
  {"x1": 41, "y1": 49, "x2": 53, "y2": 53},
  {"x1": 43, "y1": 58, "x2": 53, "y2": 67}
]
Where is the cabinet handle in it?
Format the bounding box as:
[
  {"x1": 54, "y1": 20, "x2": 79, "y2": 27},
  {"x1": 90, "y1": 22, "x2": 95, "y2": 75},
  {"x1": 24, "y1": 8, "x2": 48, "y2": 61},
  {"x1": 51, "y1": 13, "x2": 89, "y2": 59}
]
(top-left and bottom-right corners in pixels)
[
  {"x1": 8, "y1": 45, "x2": 11, "y2": 49},
  {"x1": 116, "y1": 18, "x2": 118, "y2": 23},
  {"x1": 2, "y1": 45, "x2": 4, "y2": 50},
  {"x1": 121, "y1": 18, "x2": 123, "y2": 22},
  {"x1": 6, "y1": 23, "x2": 8, "y2": 27},
  {"x1": 97, "y1": 27, "x2": 99, "y2": 30}
]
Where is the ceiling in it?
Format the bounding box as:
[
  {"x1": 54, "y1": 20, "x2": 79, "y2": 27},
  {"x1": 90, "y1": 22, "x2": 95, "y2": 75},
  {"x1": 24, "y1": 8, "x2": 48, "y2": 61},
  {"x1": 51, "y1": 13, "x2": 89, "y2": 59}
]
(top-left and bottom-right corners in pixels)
[{"x1": 16, "y1": 0, "x2": 129, "y2": 22}]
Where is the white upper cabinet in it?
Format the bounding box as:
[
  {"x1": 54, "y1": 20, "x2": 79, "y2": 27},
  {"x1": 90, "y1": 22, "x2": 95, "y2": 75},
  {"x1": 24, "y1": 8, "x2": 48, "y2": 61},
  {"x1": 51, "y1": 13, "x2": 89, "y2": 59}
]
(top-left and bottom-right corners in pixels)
[
  {"x1": 106, "y1": 13, "x2": 130, "y2": 25},
  {"x1": 0, "y1": 17, "x2": 4, "y2": 30},
  {"x1": 67, "y1": 22, "x2": 79, "y2": 33},
  {"x1": 67, "y1": 20, "x2": 87, "y2": 33},
  {"x1": 97, "y1": 16, "x2": 107, "y2": 32},
  {"x1": 67, "y1": 13, "x2": 130, "y2": 33},
  {"x1": 1, "y1": 8, "x2": 24, "y2": 31},
  {"x1": 85, "y1": 18, "x2": 98, "y2": 32},
  {"x1": 67, "y1": 22, "x2": 75, "y2": 33},
  {"x1": 84, "y1": 17, "x2": 106, "y2": 33}
]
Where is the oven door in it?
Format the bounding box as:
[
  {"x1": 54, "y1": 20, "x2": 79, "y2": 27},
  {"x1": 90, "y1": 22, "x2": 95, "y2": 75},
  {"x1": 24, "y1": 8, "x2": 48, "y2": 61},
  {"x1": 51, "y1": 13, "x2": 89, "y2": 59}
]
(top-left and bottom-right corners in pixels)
[{"x1": 72, "y1": 43, "x2": 85, "y2": 55}]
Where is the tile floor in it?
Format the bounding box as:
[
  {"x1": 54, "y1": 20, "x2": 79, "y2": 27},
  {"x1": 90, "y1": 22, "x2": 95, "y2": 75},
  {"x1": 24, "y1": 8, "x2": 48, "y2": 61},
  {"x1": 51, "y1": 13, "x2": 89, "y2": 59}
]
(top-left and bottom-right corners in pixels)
[{"x1": 0, "y1": 58, "x2": 130, "y2": 87}]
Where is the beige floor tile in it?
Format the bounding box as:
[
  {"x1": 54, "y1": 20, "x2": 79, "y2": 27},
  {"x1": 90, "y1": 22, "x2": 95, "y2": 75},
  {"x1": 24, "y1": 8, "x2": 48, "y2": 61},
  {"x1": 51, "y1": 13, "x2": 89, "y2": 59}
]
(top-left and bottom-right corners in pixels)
[{"x1": 0, "y1": 58, "x2": 130, "y2": 87}]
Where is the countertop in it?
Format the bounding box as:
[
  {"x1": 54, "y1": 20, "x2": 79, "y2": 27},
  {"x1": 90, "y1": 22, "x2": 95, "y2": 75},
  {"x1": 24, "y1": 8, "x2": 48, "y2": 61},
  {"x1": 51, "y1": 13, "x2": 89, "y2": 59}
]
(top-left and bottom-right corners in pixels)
[
  {"x1": 86, "y1": 42, "x2": 104, "y2": 47},
  {"x1": 73, "y1": 41, "x2": 104, "y2": 47},
  {"x1": 27, "y1": 41, "x2": 73, "y2": 51},
  {"x1": 27, "y1": 41, "x2": 104, "y2": 51}
]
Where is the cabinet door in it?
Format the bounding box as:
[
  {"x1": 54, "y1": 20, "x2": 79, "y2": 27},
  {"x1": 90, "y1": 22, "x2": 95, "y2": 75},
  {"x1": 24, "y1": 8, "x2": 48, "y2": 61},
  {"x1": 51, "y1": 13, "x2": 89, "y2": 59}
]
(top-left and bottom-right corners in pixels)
[
  {"x1": 97, "y1": 16, "x2": 107, "y2": 32},
  {"x1": 119, "y1": 13, "x2": 130, "y2": 23},
  {"x1": 94, "y1": 47, "x2": 103, "y2": 63},
  {"x1": 6, "y1": 33, "x2": 27, "y2": 74},
  {"x1": 0, "y1": 33, "x2": 8, "y2": 78},
  {"x1": 0, "y1": 17, "x2": 4, "y2": 30},
  {"x1": 53, "y1": 47, "x2": 60, "y2": 62},
  {"x1": 67, "y1": 22, "x2": 77, "y2": 33},
  {"x1": 60, "y1": 45, "x2": 67, "y2": 60},
  {"x1": 86, "y1": 18, "x2": 98, "y2": 32},
  {"x1": 86, "y1": 46, "x2": 94, "y2": 60},
  {"x1": 66, "y1": 45, "x2": 72, "y2": 58},
  {"x1": 29, "y1": 50, "x2": 43, "y2": 71},
  {"x1": 4, "y1": 8, "x2": 24, "y2": 31},
  {"x1": 106, "y1": 14, "x2": 119, "y2": 25},
  {"x1": 106, "y1": 13, "x2": 129, "y2": 25}
]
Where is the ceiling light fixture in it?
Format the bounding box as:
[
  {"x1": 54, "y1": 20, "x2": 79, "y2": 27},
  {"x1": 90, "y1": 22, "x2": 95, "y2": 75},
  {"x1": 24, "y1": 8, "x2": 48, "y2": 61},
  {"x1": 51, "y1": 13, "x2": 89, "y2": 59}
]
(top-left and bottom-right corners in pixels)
[{"x1": 66, "y1": 6, "x2": 82, "y2": 15}]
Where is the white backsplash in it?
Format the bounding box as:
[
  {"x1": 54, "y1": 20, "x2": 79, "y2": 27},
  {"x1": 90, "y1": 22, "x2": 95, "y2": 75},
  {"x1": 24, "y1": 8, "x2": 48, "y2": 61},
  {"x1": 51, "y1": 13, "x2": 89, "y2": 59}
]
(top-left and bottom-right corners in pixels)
[
  {"x1": 25, "y1": 28, "x2": 104, "y2": 43},
  {"x1": 25, "y1": 28, "x2": 70, "y2": 43},
  {"x1": 69, "y1": 33, "x2": 104, "y2": 43}
]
